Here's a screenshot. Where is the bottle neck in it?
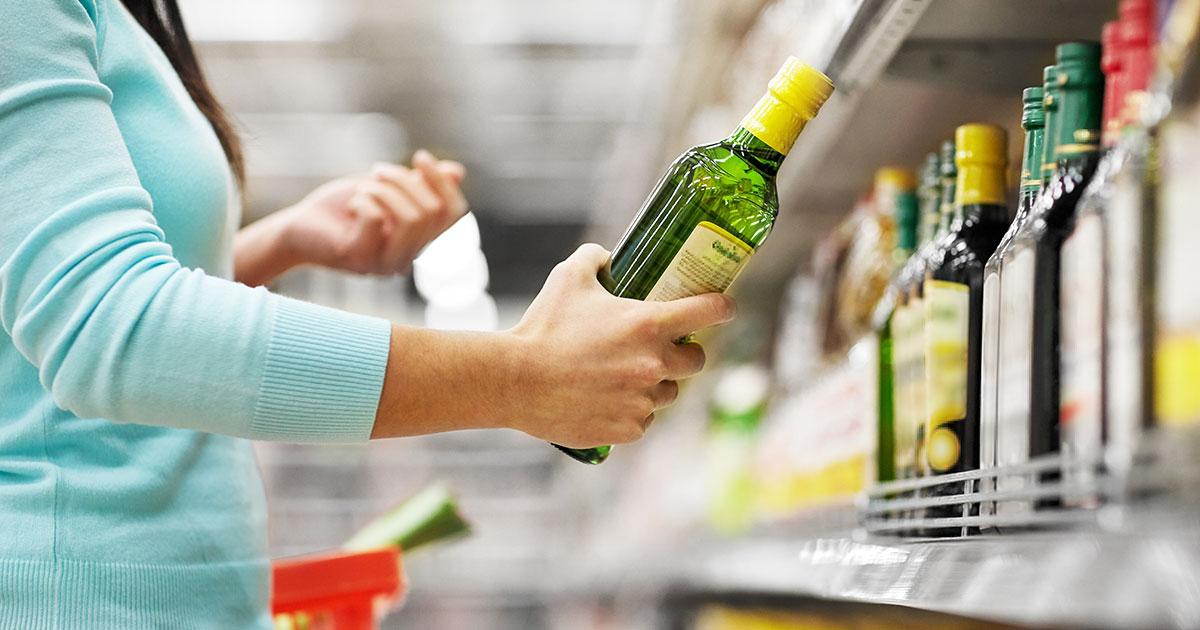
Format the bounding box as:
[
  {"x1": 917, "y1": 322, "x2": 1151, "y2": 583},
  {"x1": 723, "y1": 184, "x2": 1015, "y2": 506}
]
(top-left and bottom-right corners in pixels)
[
  {"x1": 726, "y1": 127, "x2": 785, "y2": 176},
  {"x1": 737, "y1": 89, "x2": 812, "y2": 157},
  {"x1": 1020, "y1": 126, "x2": 1045, "y2": 197},
  {"x1": 936, "y1": 174, "x2": 957, "y2": 236}
]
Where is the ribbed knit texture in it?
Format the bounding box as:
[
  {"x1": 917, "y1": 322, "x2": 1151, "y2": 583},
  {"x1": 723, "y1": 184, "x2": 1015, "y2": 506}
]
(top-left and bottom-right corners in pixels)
[
  {"x1": 253, "y1": 299, "x2": 391, "y2": 442},
  {"x1": 0, "y1": 0, "x2": 393, "y2": 626}
]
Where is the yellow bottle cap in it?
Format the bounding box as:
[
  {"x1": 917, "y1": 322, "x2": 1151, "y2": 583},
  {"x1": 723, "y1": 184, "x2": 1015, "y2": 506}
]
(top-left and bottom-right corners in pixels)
[
  {"x1": 874, "y1": 166, "x2": 916, "y2": 192},
  {"x1": 955, "y1": 123, "x2": 1008, "y2": 168},
  {"x1": 954, "y1": 123, "x2": 1008, "y2": 206},
  {"x1": 770, "y1": 56, "x2": 835, "y2": 120},
  {"x1": 740, "y1": 57, "x2": 834, "y2": 155}
]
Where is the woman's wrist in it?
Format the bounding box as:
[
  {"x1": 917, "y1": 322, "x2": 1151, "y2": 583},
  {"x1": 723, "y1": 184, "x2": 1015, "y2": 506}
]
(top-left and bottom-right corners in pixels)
[
  {"x1": 233, "y1": 207, "x2": 306, "y2": 287},
  {"x1": 371, "y1": 325, "x2": 536, "y2": 439}
]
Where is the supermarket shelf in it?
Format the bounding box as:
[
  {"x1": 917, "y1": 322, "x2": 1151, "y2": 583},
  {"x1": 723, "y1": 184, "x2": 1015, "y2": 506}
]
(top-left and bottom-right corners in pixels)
[{"x1": 598, "y1": 427, "x2": 1200, "y2": 629}]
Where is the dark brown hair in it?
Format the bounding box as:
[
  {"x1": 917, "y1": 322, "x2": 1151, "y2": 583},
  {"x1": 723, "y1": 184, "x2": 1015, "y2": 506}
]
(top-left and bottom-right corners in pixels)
[{"x1": 121, "y1": 0, "x2": 245, "y2": 185}]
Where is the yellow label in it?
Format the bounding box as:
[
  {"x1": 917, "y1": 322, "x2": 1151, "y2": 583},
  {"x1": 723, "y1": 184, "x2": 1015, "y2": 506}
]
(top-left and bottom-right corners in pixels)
[
  {"x1": 924, "y1": 279, "x2": 969, "y2": 472},
  {"x1": 1156, "y1": 334, "x2": 1200, "y2": 425},
  {"x1": 645, "y1": 221, "x2": 753, "y2": 302}
]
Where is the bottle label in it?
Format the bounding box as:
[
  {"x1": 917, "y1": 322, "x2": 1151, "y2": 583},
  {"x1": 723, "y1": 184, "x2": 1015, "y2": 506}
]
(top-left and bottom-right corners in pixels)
[
  {"x1": 980, "y1": 270, "x2": 1001, "y2": 476},
  {"x1": 891, "y1": 301, "x2": 915, "y2": 475},
  {"x1": 1156, "y1": 118, "x2": 1200, "y2": 426},
  {"x1": 924, "y1": 279, "x2": 969, "y2": 473},
  {"x1": 996, "y1": 248, "x2": 1036, "y2": 513},
  {"x1": 1107, "y1": 164, "x2": 1146, "y2": 457},
  {"x1": 1059, "y1": 216, "x2": 1104, "y2": 464},
  {"x1": 645, "y1": 221, "x2": 753, "y2": 302}
]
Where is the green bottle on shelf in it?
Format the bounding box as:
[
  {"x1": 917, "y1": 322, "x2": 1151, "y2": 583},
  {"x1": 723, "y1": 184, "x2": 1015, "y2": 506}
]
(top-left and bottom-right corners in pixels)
[{"x1": 554, "y1": 57, "x2": 834, "y2": 465}]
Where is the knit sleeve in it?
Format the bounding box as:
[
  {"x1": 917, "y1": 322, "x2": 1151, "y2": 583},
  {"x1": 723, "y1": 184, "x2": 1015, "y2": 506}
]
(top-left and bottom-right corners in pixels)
[{"x1": 0, "y1": 0, "x2": 391, "y2": 442}]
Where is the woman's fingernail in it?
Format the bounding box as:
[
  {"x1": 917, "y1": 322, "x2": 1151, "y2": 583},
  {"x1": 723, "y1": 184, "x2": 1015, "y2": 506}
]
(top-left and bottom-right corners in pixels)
[{"x1": 414, "y1": 149, "x2": 432, "y2": 163}]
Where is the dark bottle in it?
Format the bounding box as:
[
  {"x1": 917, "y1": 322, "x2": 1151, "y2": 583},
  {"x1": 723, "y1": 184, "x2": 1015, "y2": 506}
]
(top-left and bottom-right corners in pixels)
[
  {"x1": 921, "y1": 124, "x2": 1010, "y2": 486},
  {"x1": 980, "y1": 86, "x2": 1045, "y2": 510},
  {"x1": 999, "y1": 43, "x2": 1104, "y2": 508}
]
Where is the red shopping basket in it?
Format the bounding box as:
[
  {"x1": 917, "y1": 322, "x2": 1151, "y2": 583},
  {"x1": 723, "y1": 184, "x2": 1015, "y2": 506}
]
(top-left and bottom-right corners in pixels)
[{"x1": 271, "y1": 546, "x2": 406, "y2": 630}]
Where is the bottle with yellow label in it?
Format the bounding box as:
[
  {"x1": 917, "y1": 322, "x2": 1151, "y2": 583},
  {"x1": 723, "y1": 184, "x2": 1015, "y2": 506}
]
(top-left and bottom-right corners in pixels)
[
  {"x1": 922, "y1": 124, "x2": 1009, "y2": 509},
  {"x1": 554, "y1": 57, "x2": 834, "y2": 464}
]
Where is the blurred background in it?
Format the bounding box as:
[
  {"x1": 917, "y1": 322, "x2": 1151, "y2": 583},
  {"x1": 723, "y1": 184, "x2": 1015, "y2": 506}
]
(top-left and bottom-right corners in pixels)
[{"x1": 181, "y1": 0, "x2": 1200, "y2": 628}]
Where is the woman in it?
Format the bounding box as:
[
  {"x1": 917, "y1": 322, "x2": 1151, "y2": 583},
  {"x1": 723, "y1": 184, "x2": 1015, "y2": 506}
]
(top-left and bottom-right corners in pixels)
[{"x1": 0, "y1": 0, "x2": 735, "y2": 626}]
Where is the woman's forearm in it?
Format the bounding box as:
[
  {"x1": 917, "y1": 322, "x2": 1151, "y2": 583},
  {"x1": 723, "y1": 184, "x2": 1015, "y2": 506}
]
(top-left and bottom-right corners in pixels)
[
  {"x1": 371, "y1": 325, "x2": 523, "y2": 438},
  {"x1": 234, "y1": 209, "x2": 302, "y2": 287}
]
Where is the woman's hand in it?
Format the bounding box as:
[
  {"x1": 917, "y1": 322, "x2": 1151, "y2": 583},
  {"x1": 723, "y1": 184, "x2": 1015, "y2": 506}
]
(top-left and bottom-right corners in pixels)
[
  {"x1": 369, "y1": 244, "x2": 737, "y2": 447},
  {"x1": 505, "y1": 244, "x2": 735, "y2": 448},
  {"x1": 234, "y1": 149, "x2": 467, "y2": 287}
]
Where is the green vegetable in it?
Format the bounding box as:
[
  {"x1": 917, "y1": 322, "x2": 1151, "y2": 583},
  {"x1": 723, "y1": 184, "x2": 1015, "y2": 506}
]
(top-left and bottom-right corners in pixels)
[{"x1": 343, "y1": 483, "x2": 470, "y2": 553}]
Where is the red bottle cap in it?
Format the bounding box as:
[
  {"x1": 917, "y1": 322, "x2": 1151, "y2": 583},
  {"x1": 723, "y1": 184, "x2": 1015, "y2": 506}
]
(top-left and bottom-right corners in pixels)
[
  {"x1": 1120, "y1": 0, "x2": 1155, "y2": 95},
  {"x1": 1101, "y1": 21, "x2": 1125, "y2": 147}
]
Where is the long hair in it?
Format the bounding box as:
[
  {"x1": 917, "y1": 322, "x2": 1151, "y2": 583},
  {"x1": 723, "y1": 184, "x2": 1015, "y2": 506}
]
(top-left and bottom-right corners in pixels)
[{"x1": 121, "y1": 0, "x2": 245, "y2": 185}]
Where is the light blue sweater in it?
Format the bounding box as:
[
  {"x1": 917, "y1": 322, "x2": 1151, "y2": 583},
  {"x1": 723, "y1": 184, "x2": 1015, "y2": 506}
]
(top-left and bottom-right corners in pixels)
[{"x1": 0, "y1": 1, "x2": 393, "y2": 626}]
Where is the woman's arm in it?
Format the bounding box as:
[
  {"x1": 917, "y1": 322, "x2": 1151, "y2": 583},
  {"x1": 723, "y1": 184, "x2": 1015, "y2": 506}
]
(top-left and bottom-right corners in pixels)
[
  {"x1": 372, "y1": 245, "x2": 735, "y2": 447},
  {"x1": 0, "y1": 0, "x2": 390, "y2": 442},
  {"x1": 234, "y1": 153, "x2": 466, "y2": 287}
]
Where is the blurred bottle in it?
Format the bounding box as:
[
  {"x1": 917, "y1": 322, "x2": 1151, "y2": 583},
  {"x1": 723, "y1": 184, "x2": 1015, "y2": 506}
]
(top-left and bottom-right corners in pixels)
[
  {"x1": 980, "y1": 87, "x2": 1045, "y2": 512},
  {"x1": 871, "y1": 168, "x2": 919, "y2": 484},
  {"x1": 889, "y1": 153, "x2": 942, "y2": 489},
  {"x1": 836, "y1": 169, "x2": 912, "y2": 342},
  {"x1": 998, "y1": 43, "x2": 1104, "y2": 513},
  {"x1": 1154, "y1": 0, "x2": 1200, "y2": 427},
  {"x1": 1061, "y1": 2, "x2": 1154, "y2": 499},
  {"x1": 706, "y1": 364, "x2": 771, "y2": 535}
]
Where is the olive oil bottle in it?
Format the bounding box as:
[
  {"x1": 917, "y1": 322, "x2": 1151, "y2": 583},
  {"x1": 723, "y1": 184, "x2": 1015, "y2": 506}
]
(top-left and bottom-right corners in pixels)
[
  {"x1": 873, "y1": 168, "x2": 919, "y2": 483},
  {"x1": 555, "y1": 57, "x2": 834, "y2": 464},
  {"x1": 890, "y1": 154, "x2": 942, "y2": 483},
  {"x1": 922, "y1": 124, "x2": 1010, "y2": 483},
  {"x1": 997, "y1": 43, "x2": 1104, "y2": 511},
  {"x1": 980, "y1": 87, "x2": 1045, "y2": 505}
]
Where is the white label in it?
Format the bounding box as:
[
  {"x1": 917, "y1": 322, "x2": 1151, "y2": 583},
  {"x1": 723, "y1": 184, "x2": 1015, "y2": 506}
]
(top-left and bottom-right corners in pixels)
[
  {"x1": 996, "y1": 248, "x2": 1036, "y2": 513},
  {"x1": 1106, "y1": 166, "x2": 1146, "y2": 461},
  {"x1": 980, "y1": 270, "x2": 1002, "y2": 477},
  {"x1": 645, "y1": 221, "x2": 753, "y2": 302},
  {"x1": 1059, "y1": 216, "x2": 1105, "y2": 468}
]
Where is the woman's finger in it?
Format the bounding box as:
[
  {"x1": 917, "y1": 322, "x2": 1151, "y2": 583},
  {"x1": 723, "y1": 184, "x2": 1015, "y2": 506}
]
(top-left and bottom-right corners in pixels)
[
  {"x1": 656, "y1": 293, "x2": 737, "y2": 339},
  {"x1": 663, "y1": 341, "x2": 706, "y2": 380},
  {"x1": 346, "y1": 194, "x2": 390, "y2": 272},
  {"x1": 650, "y1": 380, "x2": 679, "y2": 408},
  {"x1": 361, "y1": 181, "x2": 426, "y2": 272},
  {"x1": 413, "y1": 149, "x2": 467, "y2": 220},
  {"x1": 372, "y1": 163, "x2": 441, "y2": 214}
]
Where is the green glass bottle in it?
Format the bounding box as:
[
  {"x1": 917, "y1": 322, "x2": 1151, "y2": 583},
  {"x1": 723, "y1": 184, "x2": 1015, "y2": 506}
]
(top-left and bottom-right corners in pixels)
[
  {"x1": 891, "y1": 153, "x2": 942, "y2": 484},
  {"x1": 997, "y1": 43, "x2": 1103, "y2": 507},
  {"x1": 555, "y1": 57, "x2": 834, "y2": 465},
  {"x1": 873, "y1": 168, "x2": 919, "y2": 483}
]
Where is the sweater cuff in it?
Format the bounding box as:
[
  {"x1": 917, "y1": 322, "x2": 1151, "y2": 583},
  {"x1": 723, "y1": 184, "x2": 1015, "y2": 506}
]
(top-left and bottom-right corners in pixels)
[{"x1": 250, "y1": 297, "x2": 391, "y2": 443}]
